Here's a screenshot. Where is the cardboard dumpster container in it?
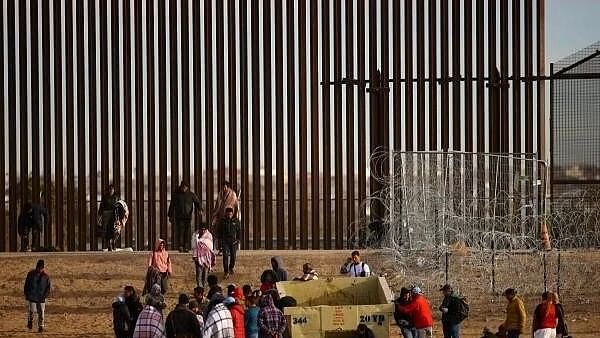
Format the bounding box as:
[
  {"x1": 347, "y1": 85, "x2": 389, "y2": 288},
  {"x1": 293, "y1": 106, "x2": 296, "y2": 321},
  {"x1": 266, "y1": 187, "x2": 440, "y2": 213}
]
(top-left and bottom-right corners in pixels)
[{"x1": 278, "y1": 277, "x2": 395, "y2": 338}]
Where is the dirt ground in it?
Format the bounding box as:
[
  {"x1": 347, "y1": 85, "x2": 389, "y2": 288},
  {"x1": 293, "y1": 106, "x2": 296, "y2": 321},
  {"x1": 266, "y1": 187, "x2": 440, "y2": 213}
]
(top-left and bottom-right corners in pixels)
[{"x1": 0, "y1": 250, "x2": 598, "y2": 337}]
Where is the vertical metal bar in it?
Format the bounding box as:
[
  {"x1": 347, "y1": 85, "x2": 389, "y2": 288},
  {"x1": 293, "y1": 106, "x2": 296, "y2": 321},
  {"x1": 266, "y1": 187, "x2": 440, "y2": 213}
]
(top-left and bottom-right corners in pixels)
[
  {"x1": 310, "y1": 0, "x2": 319, "y2": 249},
  {"x1": 512, "y1": 0, "x2": 521, "y2": 153},
  {"x1": 524, "y1": 0, "x2": 533, "y2": 154},
  {"x1": 321, "y1": 0, "x2": 331, "y2": 249},
  {"x1": 65, "y1": 0, "x2": 75, "y2": 250},
  {"x1": 76, "y1": 0, "x2": 86, "y2": 250},
  {"x1": 135, "y1": 0, "x2": 144, "y2": 250},
  {"x1": 334, "y1": 0, "x2": 343, "y2": 249},
  {"x1": 169, "y1": 0, "x2": 179, "y2": 222},
  {"x1": 393, "y1": 0, "x2": 402, "y2": 150},
  {"x1": 264, "y1": 0, "x2": 274, "y2": 250},
  {"x1": 357, "y1": 0, "x2": 366, "y2": 246},
  {"x1": 381, "y1": 0, "x2": 389, "y2": 152},
  {"x1": 250, "y1": 0, "x2": 261, "y2": 248},
  {"x1": 416, "y1": 0, "x2": 426, "y2": 150},
  {"x1": 227, "y1": 0, "x2": 237, "y2": 188},
  {"x1": 345, "y1": 0, "x2": 355, "y2": 248},
  {"x1": 440, "y1": 0, "x2": 449, "y2": 150},
  {"x1": 536, "y1": 0, "x2": 546, "y2": 158},
  {"x1": 274, "y1": 0, "x2": 284, "y2": 249},
  {"x1": 452, "y1": 0, "x2": 461, "y2": 150},
  {"x1": 18, "y1": 0, "x2": 28, "y2": 212},
  {"x1": 31, "y1": 0, "x2": 40, "y2": 214},
  {"x1": 53, "y1": 0, "x2": 64, "y2": 250},
  {"x1": 8, "y1": 0, "x2": 18, "y2": 251},
  {"x1": 181, "y1": 0, "x2": 190, "y2": 187},
  {"x1": 488, "y1": 0, "x2": 498, "y2": 153},
  {"x1": 87, "y1": 0, "x2": 97, "y2": 250},
  {"x1": 500, "y1": 0, "x2": 509, "y2": 153},
  {"x1": 464, "y1": 0, "x2": 473, "y2": 152},
  {"x1": 428, "y1": 0, "x2": 437, "y2": 148},
  {"x1": 158, "y1": 0, "x2": 168, "y2": 240},
  {"x1": 0, "y1": 0, "x2": 5, "y2": 251},
  {"x1": 111, "y1": 0, "x2": 120, "y2": 197},
  {"x1": 147, "y1": 0, "x2": 156, "y2": 247},
  {"x1": 239, "y1": 0, "x2": 249, "y2": 248},
  {"x1": 123, "y1": 0, "x2": 132, "y2": 248},
  {"x1": 476, "y1": 0, "x2": 484, "y2": 152},
  {"x1": 286, "y1": 0, "x2": 296, "y2": 249},
  {"x1": 299, "y1": 0, "x2": 308, "y2": 250},
  {"x1": 99, "y1": 0, "x2": 109, "y2": 197},
  {"x1": 42, "y1": 0, "x2": 53, "y2": 248},
  {"x1": 404, "y1": 0, "x2": 413, "y2": 151},
  {"x1": 216, "y1": 0, "x2": 225, "y2": 188},
  {"x1": 204, "y1": 0, "x2": 214, "y2": 234}
]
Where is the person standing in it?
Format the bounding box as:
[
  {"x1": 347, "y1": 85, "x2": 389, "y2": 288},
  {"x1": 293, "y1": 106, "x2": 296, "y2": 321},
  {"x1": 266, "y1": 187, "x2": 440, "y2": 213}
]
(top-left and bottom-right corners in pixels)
[
  {"x1": 124, "y1": 285, "x2": 144, "y2": 333},
  {"x1": 223, "y1": 296, "x2": 246, "y2": 338},
  {"x1": 168, "y1": 181, "x2": 202, "y2": 252},
  {"x1": 165, "y1": 294, "x2": 203, "y2": 338},
  {"x1": 532, "y1": 292, "x2": 558, "y2": 338},
  {"x1": 113, "y1": 295, "x2": 133, "y2": 338},
  {"x1": 551, "y1": 292, "x2": 569, "y2": 338},
  {"x1": 502, "y1": 288, "x2": 527, "y2": 338},
  {"x1": 396, "y1": 287, "x2": 434, "y2": 338},
  {"x1": 133, "y1": 297, "x2": 167, "y2": 338},
  {"x1": 258, "y1": 294, "x2": 287, "y2": 338},
  {"x1": 347, "y1": 251, "x2": 371, "y2": 277},
  {"x1": 211, "y1": 181, "x2": 240, "y2": 227},
  {"x1": 439, "y1": 284, "x2": 468, "y2": 338},
  {"x1": 193, "y1": 224, "x2": 215, "y2": 287},
  {"x1": 218, "y1": 208, "x2": 241, "y2": 279},
  {"x1": 145, "y1": 239, "x2": 172, "y2": 295},
  {"x1": 270, "y1": 257, "x2": 288, "y2": 282},
  {"x1": 394, "y1": 287, "x2": 416, "y2": 338},
  {"x1": 202, "y1": 294, "x2": 235, "y2": 338},
  {"x1": 99, "y1": 184, "x2": 119, "y2": 249},
  {"x1": 24, "y1": 259, "x2": 51, "y2": 333},
  {"x1": 244, "y1": 294, "x2": 260, "y2": 338}
]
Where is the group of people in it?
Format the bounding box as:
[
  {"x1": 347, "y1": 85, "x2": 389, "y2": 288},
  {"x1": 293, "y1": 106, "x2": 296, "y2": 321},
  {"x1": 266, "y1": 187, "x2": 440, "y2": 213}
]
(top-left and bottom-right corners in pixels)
[{"x1": 393, "y1": 284, "x2": 569, "y2": 338}]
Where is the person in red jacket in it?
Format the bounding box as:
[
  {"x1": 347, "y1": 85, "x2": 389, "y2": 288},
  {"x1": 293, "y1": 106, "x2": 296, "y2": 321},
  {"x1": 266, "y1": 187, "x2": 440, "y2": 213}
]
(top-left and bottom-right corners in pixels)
[
  {"x1": 396, "y1": 286, "x2": 434, "y2": 338},
  {"x1": 224, "y1": 296, "x2": 246, "y2": 338}
]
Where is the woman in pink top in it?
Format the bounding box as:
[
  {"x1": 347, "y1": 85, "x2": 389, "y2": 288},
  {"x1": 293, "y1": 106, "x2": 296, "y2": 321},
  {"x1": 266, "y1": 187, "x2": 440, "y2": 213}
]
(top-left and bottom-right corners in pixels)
[{"x1": 143, "y1": 239, "x2": 172, "y2": 295}]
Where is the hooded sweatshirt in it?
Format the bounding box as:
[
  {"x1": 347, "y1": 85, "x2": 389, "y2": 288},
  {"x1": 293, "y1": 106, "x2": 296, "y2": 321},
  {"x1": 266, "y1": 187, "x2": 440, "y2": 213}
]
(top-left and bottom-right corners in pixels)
[
  {"x1": 148, "y1": 239, "x2": 172, "y2": 273},
  {"x1": 24, "y1": 268, "x2": 51, "y2": 303},
  {"x1": 258, "y1": 294, "x2": 286, "y2": 338},
  {"x1": 227, "y1": 302, "x2": 245, "y2": 338},
  {"x1": 271, "y1": 257, "x2": 288, "y2": 282}
]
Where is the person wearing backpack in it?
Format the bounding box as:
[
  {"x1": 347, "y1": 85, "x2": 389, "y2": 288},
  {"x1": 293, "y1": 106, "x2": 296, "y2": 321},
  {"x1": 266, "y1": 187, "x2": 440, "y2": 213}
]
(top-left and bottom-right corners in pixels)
[
  {"x1": 347, "y1": 251, "x2": 371, "y2": 277},
  {"x1": 439, "y1": 284, "x2": 468, "y2": 338}
]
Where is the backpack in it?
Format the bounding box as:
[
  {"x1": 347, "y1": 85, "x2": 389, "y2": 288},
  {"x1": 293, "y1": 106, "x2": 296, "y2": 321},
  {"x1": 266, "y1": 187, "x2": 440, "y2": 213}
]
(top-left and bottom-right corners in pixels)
[{"x1": 455, "y1": 296, "x2": 469, "y2": 323}]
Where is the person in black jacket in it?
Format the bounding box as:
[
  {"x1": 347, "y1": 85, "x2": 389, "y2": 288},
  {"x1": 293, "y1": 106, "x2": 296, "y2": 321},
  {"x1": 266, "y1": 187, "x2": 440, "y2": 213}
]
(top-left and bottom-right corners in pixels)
[
  {"x1": 355, "y1": 324, "x2": 375, "y2": 338},
  {"x1": 24, "y1": 259, "x2": 51, "y2": 332},
  {"x1": 394, "y1": 287, "x2": 416, "y2": 338},
  {"x1": 165, "y1": 294, "x2": 203, "y2": 338},
  {"x1": 168, "y1": 181, "x2": 202, "y2": 252},
  {"x1": 98, "y1": 184, "x2": 119, "y2": 250},
  {"x1": 439, "y1": 284, "x2": 467, "y2": 338},
  {"x1": 123, "y1": 285, "x2": 143, "y2": 334},
  {"x1": 217, "y1": 208, "x2": 241, "y2": 279},
  {"x1": 18, "y1": 202, "x2": 49, "y2": 252},
  {"x1": 113, "y1": 295, "x2": 132, "y2": 338}
]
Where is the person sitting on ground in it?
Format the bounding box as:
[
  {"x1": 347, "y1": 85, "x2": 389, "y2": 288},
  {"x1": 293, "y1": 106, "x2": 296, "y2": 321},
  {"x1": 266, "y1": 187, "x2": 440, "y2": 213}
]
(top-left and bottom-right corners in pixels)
[
  {"x1": 203, "y1": 293, "x2": 235, "y2": 338},
  {"x1": 294, "y1": 263, "x2": 319, "y2": 281},
  {"x1": 133, "y1": 292, "x2": 167, "y2": 338},
  {"x1": 354, "y1": 323, "x2": 375, "y2": 338},
  {"x1": 347, "y1": 251, "x2": 371, "y2": 277},
  {"x1": 396, "y1": 286, "x2": 434, "y2": 338},
  {"x1": 192, "y1": 223, "x2": 215, "y2": 288},
  {"x1": 24, "y1": 259, "x2": 51, "y2": 333},
  {"x1": 124, "y1": 285, "x2": 144, "y2": 330},
  {"x1": 206, "y1": 275, "x2": 221, "y2": 300},
  {"x1": 188, "y1": 300, "x2": 204, "y2": 328},
  {"x1": 260, "y1": 270, "x2": 278, "y2": 293},
  {"x1": 223, "y1": 296, "x2": 245, "y2": 338},
  {"x1": 258, "y1": 294, "x2": 287, "y2": 338},
  {"x1": 340, "y1": 257, "x2": 353, "y2": 274},
  {"x1": 244, "y1": 294, "x2": 260, "y2": 338},
  {"x1": 439, "y1": 284, "x2": 469, "y2": 338},
  {"x1": 502, "y1": 288, "x2": 527, "y2": 338},
  {"x1": 218, "y1": 208, "x2": 241, "y2": 279},
  {"x1": 551, "y1": 292, "x2": 569, "y2": 338},
  {"x1": 145, "y1": 239, "x2": 172, "y2": 295},
  {"x1": 165, "y1": 294, "x2": 202, "y2": 338},
  {"x1": 113, "y1": 295, "x2": 132, "y2": 338},
  {"x1": 532, "y1": 291, "x2": 558, "y2": 338},
  {"x1": 145, "y1": 284, "x2": 167, "y2": 316},
  {"x1": 394, "y1": 287, "x2": 416, "y2": 338}
]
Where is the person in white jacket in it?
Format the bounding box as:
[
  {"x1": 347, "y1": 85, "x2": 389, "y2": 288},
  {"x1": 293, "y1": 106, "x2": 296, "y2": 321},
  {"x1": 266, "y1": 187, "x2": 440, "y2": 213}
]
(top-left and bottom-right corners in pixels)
[{"x1": 192, "y1": 224, "x2": 215, "y2": 287}]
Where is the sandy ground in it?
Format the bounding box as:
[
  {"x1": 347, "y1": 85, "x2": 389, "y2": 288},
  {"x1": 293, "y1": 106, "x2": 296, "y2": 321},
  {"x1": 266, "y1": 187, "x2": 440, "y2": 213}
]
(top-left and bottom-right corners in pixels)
[{"x1": 0, "y1": 250, "x2": 598, "y2": 337}]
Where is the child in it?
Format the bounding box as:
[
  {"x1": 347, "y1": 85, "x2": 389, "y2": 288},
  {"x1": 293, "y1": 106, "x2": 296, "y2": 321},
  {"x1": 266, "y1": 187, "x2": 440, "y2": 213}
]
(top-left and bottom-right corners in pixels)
[
  {"x1": 244, "y1": 295, "x2": 260, "y2": 338},
  {"x1": 206, "y1": 274, "x2": 221, "y2": 300},
  {"x1": 260, "y1": 270, "x2": 278, "y2": 293},
  {"x1": 294, "y1": 263, "x2": 318, "y2": 281}
]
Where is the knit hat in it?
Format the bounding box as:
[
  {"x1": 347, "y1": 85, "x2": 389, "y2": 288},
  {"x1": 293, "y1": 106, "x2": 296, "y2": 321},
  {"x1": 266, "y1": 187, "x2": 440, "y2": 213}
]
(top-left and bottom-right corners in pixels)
[
  {"x1": 150, "y1": 284, "x2": 162, "y2": 296},
  {"x1": 411, "y1": 286, "x2": 422, "y2": 295},
  {"x1": 36, "y1": 259, "x2": 45, "y2": 270},
  {"x1": 223, "y1": 297, "x2": 236, "y2": 306}
]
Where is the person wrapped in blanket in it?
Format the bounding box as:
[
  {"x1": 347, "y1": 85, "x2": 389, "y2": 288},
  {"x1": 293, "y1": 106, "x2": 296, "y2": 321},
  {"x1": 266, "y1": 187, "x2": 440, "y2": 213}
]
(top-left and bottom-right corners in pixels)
[
  {"x1": 144, "y1": 239, "x2": 172, "y2": 295},
  {"x1": 192, "y1": 223, "x2": 216, "y2": 288}
]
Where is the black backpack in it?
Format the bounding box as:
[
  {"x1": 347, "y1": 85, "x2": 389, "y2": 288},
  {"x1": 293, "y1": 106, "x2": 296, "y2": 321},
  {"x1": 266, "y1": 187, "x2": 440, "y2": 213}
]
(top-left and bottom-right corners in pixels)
[{"x1": 455, "y1": 296, "x2": 469, "y2": 323}]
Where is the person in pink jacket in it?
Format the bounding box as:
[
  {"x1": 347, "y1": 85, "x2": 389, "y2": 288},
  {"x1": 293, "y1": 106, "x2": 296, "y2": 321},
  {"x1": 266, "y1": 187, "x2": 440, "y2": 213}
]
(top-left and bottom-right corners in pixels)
[{"x1": 144, "y1": 239, "x2": 172, "y2": 295}]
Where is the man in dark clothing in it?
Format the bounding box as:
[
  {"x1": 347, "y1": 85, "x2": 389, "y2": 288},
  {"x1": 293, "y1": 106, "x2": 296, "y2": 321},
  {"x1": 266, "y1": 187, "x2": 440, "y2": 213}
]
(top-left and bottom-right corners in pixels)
[
  {"x1": 394, "y1": 287, "x2": 416, "y2": 338},
  {"x1": 18, "y1": 202, "x2": 49, "y2": 252},
  {"x1": 113, "y1": 295, "x2": 132, "y2": 338},
  {"x1": 24, "y1": 259, "x2": 51, "y2": 332},
  {"x1": 217, "y1": 208, "x2": 241, "y2": 279},
  {"x1": 165, "y1": 294, "x2": 202, "y2": 338},
  {"x1": 439, "y1": 284, "x2": 467, "y2": 338},
  {"x1": 168, "y1": 181, "x2": 202, "y2": 252},
  {"x1": 271, "y1": 256, "x2": 288, "y2": 282},
  {"x1": 124, "y1": 285, "x2": 143, "y2": 333}
]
